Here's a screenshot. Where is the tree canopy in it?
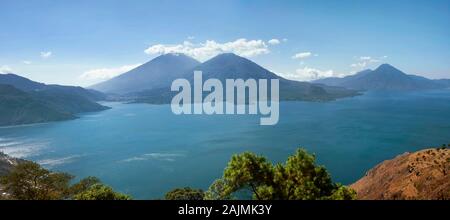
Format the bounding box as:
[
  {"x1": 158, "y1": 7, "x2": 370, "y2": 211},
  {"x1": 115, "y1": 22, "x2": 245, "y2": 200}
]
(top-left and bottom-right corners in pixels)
[
  {"x1": 0, "y1": 161, "x2": 131, "y2": 200},
  {"x1": 0, "y1": 161, "x2": 72, "y2": 200},
  {"x1": 165, "y1": 187, "x2": 204, "y2": 200},
  {"x1": 204, "y1": 148, "x2": 356, "y2": 200},
  {"x1": 73, "y1": 184, "x2": 131, "y2": 200}
]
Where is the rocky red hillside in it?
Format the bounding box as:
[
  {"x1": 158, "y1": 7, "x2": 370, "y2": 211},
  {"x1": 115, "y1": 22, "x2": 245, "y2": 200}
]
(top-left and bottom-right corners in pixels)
[{"x1": 351, "y1": 147, "x2": 449, "y2": 200}]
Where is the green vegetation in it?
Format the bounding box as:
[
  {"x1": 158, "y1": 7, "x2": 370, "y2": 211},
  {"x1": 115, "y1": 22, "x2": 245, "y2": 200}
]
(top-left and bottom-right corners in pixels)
[
  {"x1": 1, "y1": 148, "x2": 356, "y2": 200},
  {"x1": 165, "y1": 187, "x2": 205, "y2": 200},
  {"x1": 73, "y1": 184, "x2": 131, "y2": 200},
  {"x1": 170, "y1": 148, "x2": 356, "y2": 200},
  {"x1": 0, "y1": 161, "x2": 130, "y2": 200},
  {"x1": 0, "y1": 162, "x2": 72, "y2": 200}
]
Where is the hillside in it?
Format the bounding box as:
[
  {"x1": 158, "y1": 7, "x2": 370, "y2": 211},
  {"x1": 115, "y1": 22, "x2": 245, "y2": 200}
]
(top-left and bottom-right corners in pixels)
[
  {"x1": 314, "y1": 64, "x2": 448, "y2": 91},
  {"x1": 435, "y1": 79, "x2": 450, "y2": 87},
  {"x1": 351, "y1": 147, "x2": 449, "y2": 200},
  {"x1": 0, "y1": 74, "x2": 109, "y2": 126},
  {"x1": 0, "y1": 152, "x2": 26, "y2": 177},
  {"x1": 29, "y1": 86, "x2": 109, "y2": 114},
  {"x1": 0, "y1": 84, "x2": 75, "y2": 126}
]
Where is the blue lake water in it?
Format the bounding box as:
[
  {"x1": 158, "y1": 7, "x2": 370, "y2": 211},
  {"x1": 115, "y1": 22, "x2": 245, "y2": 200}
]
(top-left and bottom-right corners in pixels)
[{"x1": 1, "y1": 90, "x2": 450, "y2": 199}]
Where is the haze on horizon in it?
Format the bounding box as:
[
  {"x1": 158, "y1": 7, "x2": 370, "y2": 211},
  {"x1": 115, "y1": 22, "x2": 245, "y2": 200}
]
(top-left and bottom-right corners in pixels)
[{"x1": 0, "y1": 0, "x2": 449, "y2": 87}]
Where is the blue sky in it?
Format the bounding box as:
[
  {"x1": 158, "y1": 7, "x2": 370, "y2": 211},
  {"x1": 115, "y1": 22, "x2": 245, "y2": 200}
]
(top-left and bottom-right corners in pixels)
[{"x1": 0, "y1": 0, "x2": 449, "y2": 86}]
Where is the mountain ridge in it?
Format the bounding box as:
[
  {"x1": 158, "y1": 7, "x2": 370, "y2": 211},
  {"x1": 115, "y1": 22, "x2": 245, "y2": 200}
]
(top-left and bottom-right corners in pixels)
[
  {"x1": 90, "y1": 53, "x2": 201, "y2": 94},
  {"x1": 0, "y1": 74, "x2": 109, "y2": 126},
  {"x1": 314, "y1": 64, "x2": 449, "y2": 91},
  {"x1": 110, "y1": 53, "x2": 359, "y2": 103}
]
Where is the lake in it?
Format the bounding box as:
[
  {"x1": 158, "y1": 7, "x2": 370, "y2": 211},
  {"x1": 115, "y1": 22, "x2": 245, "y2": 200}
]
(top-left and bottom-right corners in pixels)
[{"x1": 1, "y1": 90, "x2": 450, "y2": 199}]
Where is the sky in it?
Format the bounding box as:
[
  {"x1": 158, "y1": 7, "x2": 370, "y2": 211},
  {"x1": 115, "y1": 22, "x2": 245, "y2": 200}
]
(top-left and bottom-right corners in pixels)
[{"x1": 0, "y1": 0, "x2": 449, "y2": 86}]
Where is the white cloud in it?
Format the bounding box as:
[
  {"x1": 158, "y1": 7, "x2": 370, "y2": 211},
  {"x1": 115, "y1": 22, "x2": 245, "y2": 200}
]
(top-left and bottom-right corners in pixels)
[
  {"x1": 144, "y1": 38, "x2": 272, "y2": 61},
  {"x1": 40, "y1": 51, "x2": 52, "y2": 59},
  {"x1": 292, "y1": 52, "x2": 312, "y2": 60},
  {"x1": 281, "y1": 66, "x2": 342, "y2": 81},
  {"x1": 268, "y1": 39, "x2": 280, "y2": 45},
  {"x1": 0, "y1": 65, "x2": 12, "y2": 74},
  {"x1": 350, "y1": 55, "x2": 386, "y2": 69},
  {"x1": 282, "y1": 38, "x2": 288, "y2": 42},
  {"x1": 350, "y1": 62, "x2": 367, "y2": 68},
  {"x1": 80, "y1": 63, "x2": 142, "y2": 81},
  {"x1": 359, "y1": 56, "x2": 379, "y2": 63},
  {"x1": 23, "y1": 61, "x2": 32, "y2": 65}
]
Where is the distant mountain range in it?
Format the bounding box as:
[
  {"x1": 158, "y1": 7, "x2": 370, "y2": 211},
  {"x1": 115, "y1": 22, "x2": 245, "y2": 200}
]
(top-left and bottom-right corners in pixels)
[
  {"x1": 3, "y1": 55, "x2": 445, "y2": 126},
  {"x1": 314, "y1": 64, "x2": 450, "y2": 91},
  {"x1": 0, "y1": 73, "x2": 109, "y2": 126},
  {"x1": 92, "y1": 53, "x2": 360, "y2": 103}
]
